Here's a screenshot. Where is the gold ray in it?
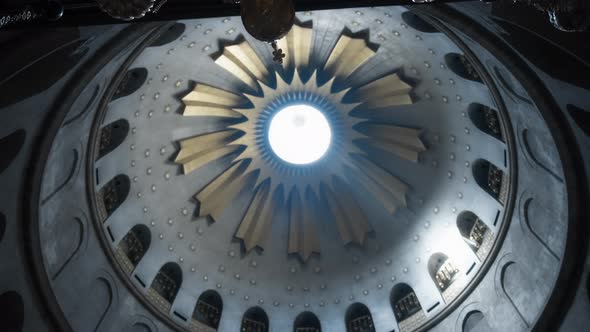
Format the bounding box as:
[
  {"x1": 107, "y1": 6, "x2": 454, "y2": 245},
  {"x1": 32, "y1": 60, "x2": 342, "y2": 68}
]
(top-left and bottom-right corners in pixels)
[
  {"x1": 182, "y1": 84, "x2": 244, "y2": 118},
  {"x1": 349, "y1": 154, "x2": 408, "y2": 214},
  {"x1": 362, "y1": 124, "x2": 425, "y2": 162},
  {"x1": 288, "y1": 187, "x2": 320, "y2": 261},
  {"x1": 181, "y1": 146, "x2": 241, "y2": 175},
  {"x1": 324, "y1": 34, "x2": 376, "y2": 80},
  {"x1": 176, "y1": 130, "x2": 241, "y2": 174},
  {"x1": 235, "y1": 180, "x2": 274, "y2": 251},
  {"x1": 357, "y1": 73, "x2": 412, "y2": 109},
  {"x1": 323, "y1": 177, "x2": 371, "y2": 246},
  {"x1": 277, "y1": 23, "x2": 313, "y2": 71},
  {"x1": 215, "y1": 40, "x2": 269, "y2": 89},
  {"x1": 363, "y1": 95, "x2": 413, "y2": 109},
  {"x1": 196, "y1": 160, "x2": 251, "y2": 221}
]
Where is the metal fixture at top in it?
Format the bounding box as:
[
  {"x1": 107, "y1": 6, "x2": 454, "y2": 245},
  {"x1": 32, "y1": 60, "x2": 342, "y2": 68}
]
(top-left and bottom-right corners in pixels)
[
  {"x1": 95, "y1": 0, "x2": 156, "y2": 20},
  {"x1": 240, "y1": 0, "x2": 295, "y2": 42}
]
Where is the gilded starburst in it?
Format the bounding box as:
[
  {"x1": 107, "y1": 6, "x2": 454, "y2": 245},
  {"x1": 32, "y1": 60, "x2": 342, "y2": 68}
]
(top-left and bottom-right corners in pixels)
[{"x1": 175, "y1": 23, "x2": 426, "y2": 261}]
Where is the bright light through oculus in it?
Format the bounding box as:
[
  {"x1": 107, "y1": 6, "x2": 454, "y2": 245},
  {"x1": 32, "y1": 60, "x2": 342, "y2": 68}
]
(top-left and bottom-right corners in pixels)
[{"x1": 268, "y1": 104, "x2": 332, "y2": 165}]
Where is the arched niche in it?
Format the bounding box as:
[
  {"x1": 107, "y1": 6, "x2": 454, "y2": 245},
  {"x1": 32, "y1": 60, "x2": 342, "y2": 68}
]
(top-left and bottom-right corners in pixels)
[
  {"x1": 192, "y1": 290, "x2": 223, "y2": 330},
  {"x1": 97, "y1": 119, "x2": 130, "y2": 160},
  {"x1": 97, "y1": 174, "x2": 130, "y2": 222},
  {"x1": 444, "y1": 53, "x2": 482, "y2": 83},
  {"x1": 345, "y1": 302, "x2": 375, "y2": 332},
  {"x1": 148, "y1": 262, "x2": 182, "y2": 312},
  {"x1": 241, "y1": 306, "x2": 269, "y2": 332},
  {"x1": 457, "y1": 211, "x2": 492, "y2": 261},
  {"x1": 390, "y1": 283, "x2": 425, "y2": 332},
  {"x1": 294, "y1": 311, "x2": 321, "y2": 332},
  {"x1": 427, "y1": 253, "x2": 460, "y2": 302},
  {"x1": 468, "y1": 103, "x2": 503, "y2": 141},
  {"x1": 116, "y1": 224, "x2": 151, "y2": 274},
  {"x1": 472, "y1": 159, "x2": 507, "y2": 204}
]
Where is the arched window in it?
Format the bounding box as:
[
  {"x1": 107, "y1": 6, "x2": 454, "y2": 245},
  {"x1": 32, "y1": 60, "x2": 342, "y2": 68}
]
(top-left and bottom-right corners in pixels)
[
  {"x1": 468, "y1": 103, "x2": 503, "y2": 141},
  {"x1": 472, "y1": 159, "x2": 507, "y2": 204},
  {"x1": 148, "y1": 262, "x2": 182, "y2": 312},
  {"x1": 241, "y1": 306, "x2": 269, "y2": 332},
  {"x1": 192, "y1": 290, "x2": 223, "y2": 330},
  {"x1": 390, "y1": 283, "x2": 426, "y2": 332},
  {"x1": 457, "y1": 211, "x2": 493, "y2": 261},
  {"x1": 97, "y1": 119, "x2": 129, "y2": 159},
  {"x1": 294, "y1": 311, "x2": 321, "y2": 332},
  {"x1": 98, "y1": 174, "x2": 130, "y2": 222},
  {"x1": 345, "y1": 303, "x2": 375, "y2": 332},
  {"x1": 444, "y1": 53, "x2": 482, "y2": 83},
  {"x1": 117, "y1": 224, "x2": 150, "y2": 274},
  {"x1": 427, "y1": 253, "x2": 460, "y2": 302}
]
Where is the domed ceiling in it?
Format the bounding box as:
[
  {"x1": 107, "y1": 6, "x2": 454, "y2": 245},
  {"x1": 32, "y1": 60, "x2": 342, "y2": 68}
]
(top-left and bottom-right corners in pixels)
[
  {"x1": 27, "y1": 5, "x2": 577, "y2": 332},
  {"x1": 91, "y1": 7, "x2": 512, "y2": 330}
]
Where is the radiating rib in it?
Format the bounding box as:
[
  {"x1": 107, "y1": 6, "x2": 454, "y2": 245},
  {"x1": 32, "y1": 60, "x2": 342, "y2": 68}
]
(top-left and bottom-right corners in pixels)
[
  {"x1": 324, "y1": 34, "x2": 376, "y2": 80},
  {"x1": 182, "y1": 84, "x2": 244, "y2": 118},
  {"x1": 357, "y1": 73, "x2": 412, "y2": 108},
  {"x1": 175, "y1": 130, "x2": 241, "y2": 174},
  {"x1": 362, "y1": 124, "x2": 425, "y2": 162},
  {"x1": 277, "y1": 23, "x2": 313, "y2": 70},
  {"x1": 215, "y1": 40, "x2": 269, "y2": 89},
  {"x1": 196, "y1": 160, "x2": 251, "y2": 222},
  {"x1": 323, "y1": 176, "x2": 371, "y2": 246},
  {"x1": 288, "y1": 187, "x2": 320, "y2": 261},
  {"x1": 349, "y1": 154, "x2": 408, "y2": 214},
  {"x1": 235, "y1": 180, "x2": 274, "y2": 251}
]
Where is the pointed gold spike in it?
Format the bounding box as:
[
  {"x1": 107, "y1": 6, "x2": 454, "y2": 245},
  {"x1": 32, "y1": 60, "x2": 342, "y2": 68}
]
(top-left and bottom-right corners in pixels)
[
  {"x1": 323, "y1": 177, "x2": 371, "y2": 246},
  {"x1": 196, "y1": 160, "x2": 251, "y2": 221},
  {"x1": 291, "y1": 69, "x2": 304, "y2": 89},
  {"x1": 288, "y1": 188, "x2": 320, "y2": 261},
  {"x1": 259, "y1": 76, "x2": 277, "y2": 98},
  {"x1": 317, "y1": 75, "x2": 336, "y2": 95},
  {"x1": 350, "y1": 154, "x2": 409, "y2": 213},
  {"x1": 242, "y1": 158, "x2": 272, "y2": 189},
  {"x1": 228, "y1": 123, "x2": 248, "y2": 135},
  {"x1": 324, "y1": 35, "x2": 376, "y2": 80},
  {"x1": 215, "y1": 40, "x2": 269, "y2": 89},
  {"x1": 277, "y1": 23, "x2": 313, "y2": 70},
  {"x1": 330, "y1": 86, "x2": 352, "y2": 104},
  {"x1": 231, "y1": 133, "x2": 254, "y2": 148},
  {"x1": 241, "y1": 91, "x2": 268, "y2": 110},
  {"x1": 332, "y1": 101, "x2": 360, "y2": 116},
  {"x1": 308, "y1": 70, "x2": 319, "y2": 87},
  {"x1": 235, "y1": 180, "x2": 274, "y2": 251}
]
